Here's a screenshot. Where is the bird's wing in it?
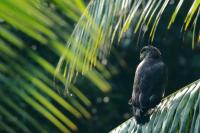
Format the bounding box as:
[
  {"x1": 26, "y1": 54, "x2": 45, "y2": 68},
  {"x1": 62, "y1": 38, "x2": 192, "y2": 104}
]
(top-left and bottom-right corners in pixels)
[{"x1": 136, "y1": 61, "x2": 167, "y2": 109}]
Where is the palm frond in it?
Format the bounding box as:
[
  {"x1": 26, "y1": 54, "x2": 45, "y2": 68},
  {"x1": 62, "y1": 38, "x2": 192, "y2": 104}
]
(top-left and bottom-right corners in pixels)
[
  {"x1": 56, "y1": 0, "x2": 132, "y2": 92},
  {"x1": 0, "y1": 92, "x2": 47, "y2": 133},
  {"x1": 0, "y1": 105, "x2": 31, "y2": 133},
  {"x1": 57, "y1": 0, "x2": 199, "y2": 93},
  {"x1": 122, "y1": 0, "x2": 200, "y2": 42},
  {"x1": 110, "y1": 79, "x2": 200, "y2": 133},
  {"x1": 0, "y1": 0, "x2": 112, "y2": 132}
]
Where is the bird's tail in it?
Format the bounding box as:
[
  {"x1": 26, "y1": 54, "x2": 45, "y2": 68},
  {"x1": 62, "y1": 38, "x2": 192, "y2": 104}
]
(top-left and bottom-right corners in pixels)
[{"x1": 133, "y1": 107, "x2": 150, "y2": 125}]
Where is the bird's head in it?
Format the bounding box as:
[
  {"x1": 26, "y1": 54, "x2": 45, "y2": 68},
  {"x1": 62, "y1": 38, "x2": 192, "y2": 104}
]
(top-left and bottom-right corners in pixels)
[{"x1": 140, "y1": 45, "x2": 161, "y2": 60}]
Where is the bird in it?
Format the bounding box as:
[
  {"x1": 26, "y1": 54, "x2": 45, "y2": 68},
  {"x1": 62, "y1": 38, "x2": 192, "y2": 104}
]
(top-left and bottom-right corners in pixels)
[{"x1": 129, "y1": 45, "x2": 168, "y2": 125}]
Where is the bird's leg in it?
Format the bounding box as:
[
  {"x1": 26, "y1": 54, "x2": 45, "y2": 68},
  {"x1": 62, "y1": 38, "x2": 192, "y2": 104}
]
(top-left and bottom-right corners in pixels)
[{"x1": 149, "y1": 95, "x2": 162, "y2": 108}]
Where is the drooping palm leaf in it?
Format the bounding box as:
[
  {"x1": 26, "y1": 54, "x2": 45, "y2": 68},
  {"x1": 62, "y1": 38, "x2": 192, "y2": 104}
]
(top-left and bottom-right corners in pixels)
[
  {"x1": 110, "y1": 79, "x2": 200, "y2": 133},
  {"x1": 57, "y1": 0, "x2": 199, "y2": 93},
  {"x1": 55, "y1": 0, "x2": 132, "y2": 92}
]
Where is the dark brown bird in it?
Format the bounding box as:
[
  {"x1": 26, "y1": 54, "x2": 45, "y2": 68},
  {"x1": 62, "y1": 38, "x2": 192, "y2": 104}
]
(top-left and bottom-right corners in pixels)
[{"x1": 129, "y1": 45, "x2": 167, "y2": 124}]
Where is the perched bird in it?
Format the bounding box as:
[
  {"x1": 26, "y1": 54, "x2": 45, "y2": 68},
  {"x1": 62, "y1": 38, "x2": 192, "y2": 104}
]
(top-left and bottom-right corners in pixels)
[{"x1": 129, "y1": 45, "x2": 167, "y2": 124}]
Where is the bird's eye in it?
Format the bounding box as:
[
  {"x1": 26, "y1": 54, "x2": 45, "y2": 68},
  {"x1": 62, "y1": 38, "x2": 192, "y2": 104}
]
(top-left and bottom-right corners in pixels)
[{"x1": 140, "y1": 47, "x2": 148, "y2": 54}]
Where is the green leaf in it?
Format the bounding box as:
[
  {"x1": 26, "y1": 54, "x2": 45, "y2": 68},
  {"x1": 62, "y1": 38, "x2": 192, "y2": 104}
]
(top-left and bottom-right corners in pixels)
[{"x1": 110, "y1": 79, "x2": 200, "y2": 133}]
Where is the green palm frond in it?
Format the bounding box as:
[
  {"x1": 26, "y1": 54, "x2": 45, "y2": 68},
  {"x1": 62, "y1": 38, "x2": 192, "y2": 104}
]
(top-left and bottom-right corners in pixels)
[
  {"x1": 56, "y1": 0, "x2": 132, "y2": 92},
  {"x1": 0, "y1": 92, "x2": 47, "y2": 133},
  {"x1": 0, "y1": 0, "x2": 113, "y2": 132},
  {"x1": 110, "y1": 79, "x2": 200, "y2": 133},
  {"x1": 57, "y1": 0, "x2": 199, "y2": 93}
]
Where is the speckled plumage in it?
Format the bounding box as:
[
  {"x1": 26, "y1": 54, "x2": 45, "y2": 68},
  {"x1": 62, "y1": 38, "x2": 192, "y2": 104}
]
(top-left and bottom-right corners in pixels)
[{"x1": 129, "y1": 45, "x2": 168, "y2": 124}]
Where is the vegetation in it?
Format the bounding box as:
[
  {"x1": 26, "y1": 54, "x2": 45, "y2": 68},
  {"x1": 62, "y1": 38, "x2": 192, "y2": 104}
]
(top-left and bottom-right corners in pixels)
[
  {"x1": 0, "y1": 0, "x2": 199, "y2": 132},
  {"x1": 110, "y1": 79, "x2": 200, "y2": 133}
]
